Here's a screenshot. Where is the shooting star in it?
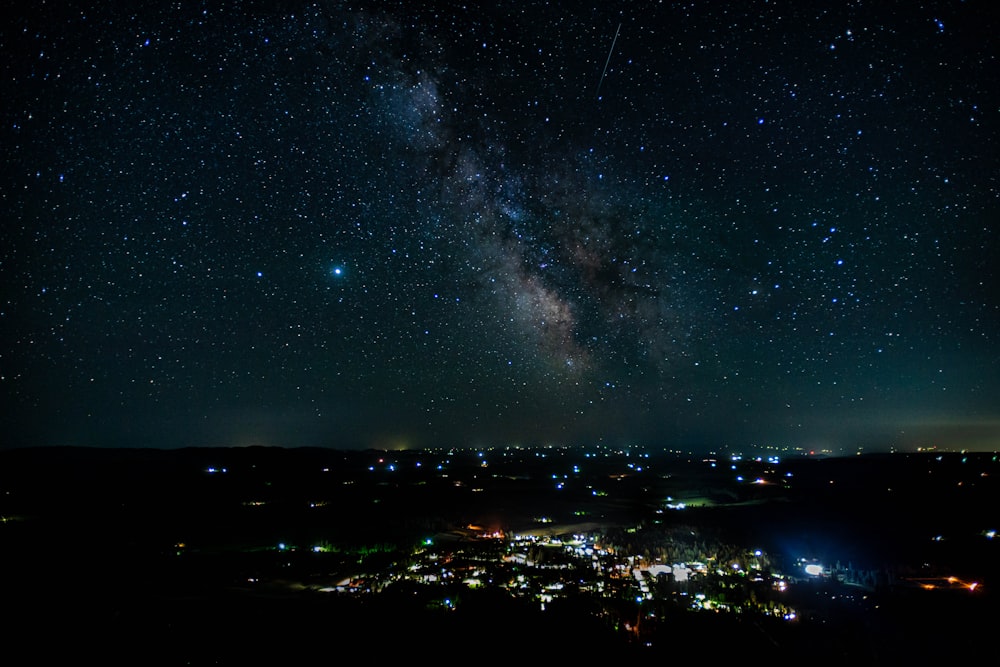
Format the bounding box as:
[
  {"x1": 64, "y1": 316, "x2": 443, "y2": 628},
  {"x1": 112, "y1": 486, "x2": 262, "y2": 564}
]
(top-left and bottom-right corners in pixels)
[{"x1": 596, "y1": 22, "x2": 621, "y2": 99}]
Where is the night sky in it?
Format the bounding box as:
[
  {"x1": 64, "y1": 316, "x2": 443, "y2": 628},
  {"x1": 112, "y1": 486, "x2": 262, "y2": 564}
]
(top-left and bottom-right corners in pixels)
[{"x1": 3, "y1": 1, "x2": 998, "y2": 452}]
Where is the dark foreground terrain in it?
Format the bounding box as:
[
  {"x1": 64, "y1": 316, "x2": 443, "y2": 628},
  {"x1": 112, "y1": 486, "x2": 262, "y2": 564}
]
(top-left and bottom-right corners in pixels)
[{"x1": 2, "y1": 446, "x2": 996, "y2": 664}]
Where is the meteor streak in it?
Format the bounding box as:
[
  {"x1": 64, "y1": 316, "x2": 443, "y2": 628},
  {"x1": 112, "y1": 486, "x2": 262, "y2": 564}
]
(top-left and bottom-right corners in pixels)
[{"x1": 596, "y1": 22, "x2": 621, "y2": 99}]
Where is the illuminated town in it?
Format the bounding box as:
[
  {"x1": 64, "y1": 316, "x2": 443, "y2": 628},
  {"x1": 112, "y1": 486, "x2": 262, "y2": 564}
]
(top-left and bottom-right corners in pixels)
[{"x1": 3, "y1": 445, "x2": 995, "y2": 661}]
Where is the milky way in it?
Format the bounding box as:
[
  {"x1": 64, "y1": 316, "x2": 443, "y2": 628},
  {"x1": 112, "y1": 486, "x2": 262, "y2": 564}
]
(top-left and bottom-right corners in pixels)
[{"x1": 2, "y1": 1, "x2": 998, "y2": 451}]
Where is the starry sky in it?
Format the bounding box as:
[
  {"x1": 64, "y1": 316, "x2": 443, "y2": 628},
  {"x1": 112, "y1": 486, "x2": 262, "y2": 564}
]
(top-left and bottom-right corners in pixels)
[{"x1": 2, "y1": 1, "x2": 998, "y2": 452}]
